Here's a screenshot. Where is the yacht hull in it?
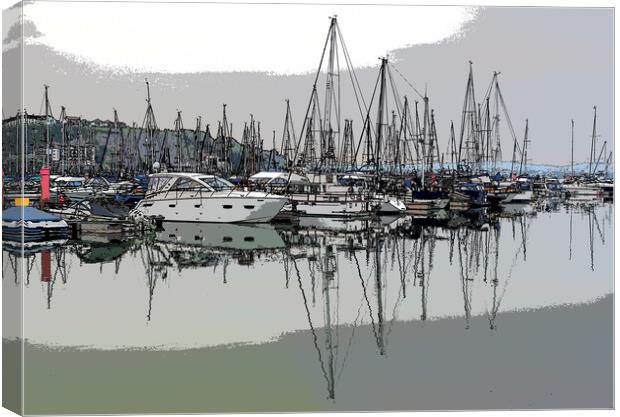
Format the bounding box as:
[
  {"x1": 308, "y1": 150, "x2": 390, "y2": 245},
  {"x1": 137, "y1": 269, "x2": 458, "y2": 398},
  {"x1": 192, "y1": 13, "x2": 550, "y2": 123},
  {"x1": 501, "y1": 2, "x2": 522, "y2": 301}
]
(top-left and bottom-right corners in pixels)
[{"x1": 133, "y1": 195, "x2": 287, "y2": 223}]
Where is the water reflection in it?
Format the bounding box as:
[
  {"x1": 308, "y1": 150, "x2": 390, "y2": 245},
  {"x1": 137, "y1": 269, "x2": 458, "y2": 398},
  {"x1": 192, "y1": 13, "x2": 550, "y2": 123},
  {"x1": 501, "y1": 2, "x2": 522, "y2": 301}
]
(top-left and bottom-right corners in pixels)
[{"x1": 3, "y1": 202, "x2": 613, "y2": 358}]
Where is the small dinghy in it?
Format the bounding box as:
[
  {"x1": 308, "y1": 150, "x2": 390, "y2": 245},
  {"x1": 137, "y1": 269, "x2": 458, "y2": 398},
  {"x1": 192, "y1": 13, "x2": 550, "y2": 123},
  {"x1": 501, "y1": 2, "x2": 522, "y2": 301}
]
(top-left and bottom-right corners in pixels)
[{"x1": 2, "y1": 206, "x2": 70, "y2": 242}]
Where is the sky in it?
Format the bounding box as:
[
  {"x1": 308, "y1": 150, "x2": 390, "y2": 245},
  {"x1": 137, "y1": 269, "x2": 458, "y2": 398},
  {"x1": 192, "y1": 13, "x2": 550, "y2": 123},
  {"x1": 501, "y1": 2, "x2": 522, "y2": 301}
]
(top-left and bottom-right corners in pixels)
[
  {"x1": 2, "y1": 2, "x2": 614, "y2": 165},
  {"x1": 17, "y1": 1, "x2": 477, "y2": 74}
]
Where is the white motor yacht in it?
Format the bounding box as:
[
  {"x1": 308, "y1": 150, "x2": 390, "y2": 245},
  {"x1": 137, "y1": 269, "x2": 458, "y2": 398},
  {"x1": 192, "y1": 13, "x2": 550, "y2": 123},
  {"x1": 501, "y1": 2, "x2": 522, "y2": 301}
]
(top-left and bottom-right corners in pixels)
[{"x1": 131, "y1": 173, "x2": 288, "y2": 223}]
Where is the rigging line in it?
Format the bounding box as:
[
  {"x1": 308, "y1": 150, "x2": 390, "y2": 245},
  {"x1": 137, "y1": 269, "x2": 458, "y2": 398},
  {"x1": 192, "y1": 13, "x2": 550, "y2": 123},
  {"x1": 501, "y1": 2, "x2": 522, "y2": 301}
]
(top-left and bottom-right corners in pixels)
[
  {"x1": 387, "y1": 62, "x2": 424, "y2": 100},
  {"x1": 335, "y1": 23, "x2": 369, "y2": 117},
  {"x1": 335, "y1": 33, "x2": 342, "y2": 157},
  {"x1": 287, "y1": 18, "x2": 333, "y2": 187},
  {"x1": 495, "y1": 79, "x2": 522, "y2": 156},
  {"x1": 313, "y1": 92, "x2": 329, "y2": 173},
  {"x1": 481, "y1": 73, "x2": 496, "y2": 102},
  {"x1": 386, "y1": 65, "x2": 405, "y2": 122},
  {"x1": 353, "y1": 66, "x2": 383, "y2": 164},
  {"x1": 38, "y1": 92, "x2": 45, "y2": 116},
  {"x1": 398, "y1": 98, "x2": 412, "y2": 165}
]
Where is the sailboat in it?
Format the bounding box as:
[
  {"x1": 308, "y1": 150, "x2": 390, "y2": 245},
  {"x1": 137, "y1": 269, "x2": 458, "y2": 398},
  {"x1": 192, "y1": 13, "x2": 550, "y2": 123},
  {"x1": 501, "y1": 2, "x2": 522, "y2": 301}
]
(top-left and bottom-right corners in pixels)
[
  {"x1": 563, "y1": 107, "x2": 605, "y2": 200},
  {"x1": 284, "y1": 18, "x2": 405, "y2": 217}
]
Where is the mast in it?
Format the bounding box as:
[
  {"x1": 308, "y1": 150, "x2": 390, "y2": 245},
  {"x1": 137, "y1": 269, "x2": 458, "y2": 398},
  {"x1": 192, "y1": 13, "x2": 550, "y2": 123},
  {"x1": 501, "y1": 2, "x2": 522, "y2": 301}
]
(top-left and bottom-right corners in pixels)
[
  {"x1": 193, "y1": 116, "x2": 202, "y2": 172},
  {"x1": 321, "y1": 16, "x2": 340, "y2": 172},
  {"x1": 588, "y1": 106, "x2": 597, "y2": 177},
  {"x1": 518, "y1": 119, "x2": 529, "y2": 176},
  {"x1": 592, "y1": 140, "x2": 607, "y2": 176},
  {"x1": 421, "y1": 94, "x2": 431, "y2": 176},
  {"x1": 456, "y1": 62, "x2": 479, "y2": 174},
  {"x1": 340, "y1": 119, "x2": 355, "y2": 169},
  {"x1": 174, "y1": 110, "x2": 185, "y2": 171},
  {"x1": 483, "y1": 96, "x2": 491, "y2": 171},
  {"x1": 449, "y1": 121, "x2": 456, "y2": 167},
  {"x1": 269, "y1": 130, "x2": 277, "y2": 170},
  {"x1": 492, "y1": 77, "x2": 502, "y2": 171},
  {"x1": 571, "y1": 119, "x2": 574, "y2": 177},
  {"x1": 113, "y1": 108, "x2": 124, "y2": 178},
  {"x1": 215, "y1": 104, "x2": 232, "y2": 177},
  {"x1": 399, "y1": 96, "x2": 415, "y2": 172},
  {"x1": 257, "y1": 121, "x2": 264, "y2": 172},
  {"x1": 59, "y1": 106, "x2": 66, "y2": 175},
  {"x1": 223, "y1": 105, "x2": 231, "y2": 177},
  {"x1": 604, "y1": 151, "x2": 612, "y2": 179},
  {"x1": 375, "y1": 57, "x2": 388, "y2": 186},
  {"x1": 141, "y1": 78, "x2": 159, "y2": 172},
  {"x1": 428, "y1": 108, "x2": 439, "y2": 174},
  {"x1": 290, "y1": 15, "x2": 368, "y2": 180},
  {"x1": 281, "y1": 99, "x2": 296, "y2": 171},
  {"x1": 489, "y1": 71, "x2": 521, "y2": 179},
  {"x1": 99, "y1": 110, "x2": 114, "y2": 172},
  {"x1": 43, "y1": 85, "x2": 54, "y2": 168}
]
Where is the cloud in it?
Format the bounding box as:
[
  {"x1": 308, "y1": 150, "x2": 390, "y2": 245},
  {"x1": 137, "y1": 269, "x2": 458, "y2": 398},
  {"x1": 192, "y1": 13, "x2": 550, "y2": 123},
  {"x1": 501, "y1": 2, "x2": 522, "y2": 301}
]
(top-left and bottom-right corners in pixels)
[
  {"x1": 3, "y1": 19, "x2": 42, "y2": 45},
  {"x1": 22, "y1": 2, "x2": 477, "y2": 74}
]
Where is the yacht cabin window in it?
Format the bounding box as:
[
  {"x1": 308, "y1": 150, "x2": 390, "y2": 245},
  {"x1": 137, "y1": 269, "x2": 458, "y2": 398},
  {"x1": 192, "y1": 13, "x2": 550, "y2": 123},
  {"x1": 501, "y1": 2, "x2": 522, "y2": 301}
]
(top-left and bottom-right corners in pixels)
[
  {"x1": 147, "y1": 177, "x2": 171, "y2": 193},
  {"x1": 200, "y1": 176, "x2": 234, "y2": 191},
  {"x1": 171, "y1": 178, "x2": 204, "y2": 191}
]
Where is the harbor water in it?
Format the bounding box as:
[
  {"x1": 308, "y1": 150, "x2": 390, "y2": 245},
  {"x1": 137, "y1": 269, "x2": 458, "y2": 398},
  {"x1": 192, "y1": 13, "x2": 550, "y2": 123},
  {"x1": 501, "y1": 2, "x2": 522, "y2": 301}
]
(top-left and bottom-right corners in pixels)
[{"x1": 2, "y1": 201, "x2": 614, "y2": 413}]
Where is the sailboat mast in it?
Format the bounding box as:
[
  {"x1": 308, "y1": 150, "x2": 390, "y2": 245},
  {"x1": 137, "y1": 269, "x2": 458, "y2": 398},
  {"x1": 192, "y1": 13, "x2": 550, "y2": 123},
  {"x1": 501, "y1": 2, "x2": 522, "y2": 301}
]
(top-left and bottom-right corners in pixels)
[
  {"x1": 59, "y1": 106, "x2": 66, "y2": 176},
  {"x1": 571, "y1": 119, "x2": 574, "y2": 177},
  {"x1": 518, "y1": 119, "x2": 528, "y2": 176},
  {"x1": 588, "y1": 106, "x2": 597, "y2": 176},
  {"x1": 375, "y1": 57, "x2": 388, "y2": 185},
  {"x1": 44, "y1": 84, "x2": 52, "y2": 168}
]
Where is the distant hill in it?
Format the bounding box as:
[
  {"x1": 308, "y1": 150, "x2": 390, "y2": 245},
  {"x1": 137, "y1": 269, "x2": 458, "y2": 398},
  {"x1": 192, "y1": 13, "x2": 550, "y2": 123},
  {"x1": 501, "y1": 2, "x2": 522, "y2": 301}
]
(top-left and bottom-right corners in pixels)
[{"x1": 1, "y1": 117, "x2": 285, "y2": 175}]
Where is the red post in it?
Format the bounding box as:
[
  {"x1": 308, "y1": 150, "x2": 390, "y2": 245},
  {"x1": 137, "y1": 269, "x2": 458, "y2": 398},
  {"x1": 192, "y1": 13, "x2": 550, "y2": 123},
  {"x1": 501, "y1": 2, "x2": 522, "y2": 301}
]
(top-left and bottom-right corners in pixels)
[
  {"x1": 40, "y1": 167, "x2": 50, "y2": 205},
  {"x1": 41, "y1": 251, "x2": 51, "y2": 282}
]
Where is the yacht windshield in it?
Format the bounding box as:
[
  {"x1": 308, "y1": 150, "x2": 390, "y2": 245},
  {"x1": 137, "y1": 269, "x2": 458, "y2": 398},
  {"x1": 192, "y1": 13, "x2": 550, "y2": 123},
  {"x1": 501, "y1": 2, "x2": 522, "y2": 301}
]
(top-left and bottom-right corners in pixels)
[
  {"x1": 200, "y1": 176, "x2": 234, "y2": 191},
  {"x1": 147, "y1": 177, "x2": 171, "y2": 193}
]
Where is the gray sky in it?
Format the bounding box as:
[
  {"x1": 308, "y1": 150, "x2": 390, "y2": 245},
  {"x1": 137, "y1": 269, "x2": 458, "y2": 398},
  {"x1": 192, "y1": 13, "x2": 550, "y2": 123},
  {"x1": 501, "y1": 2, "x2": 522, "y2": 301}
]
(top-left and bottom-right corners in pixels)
[{"x1": 3, "y1": 4, "x2": 614, "y2": 165}]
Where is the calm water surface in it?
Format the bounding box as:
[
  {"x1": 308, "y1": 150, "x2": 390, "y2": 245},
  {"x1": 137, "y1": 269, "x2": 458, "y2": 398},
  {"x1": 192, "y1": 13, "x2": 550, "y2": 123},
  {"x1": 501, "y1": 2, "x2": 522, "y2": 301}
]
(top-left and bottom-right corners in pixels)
[{"x1": 2, "y1": 200, "x2": 614, "y2": 413}]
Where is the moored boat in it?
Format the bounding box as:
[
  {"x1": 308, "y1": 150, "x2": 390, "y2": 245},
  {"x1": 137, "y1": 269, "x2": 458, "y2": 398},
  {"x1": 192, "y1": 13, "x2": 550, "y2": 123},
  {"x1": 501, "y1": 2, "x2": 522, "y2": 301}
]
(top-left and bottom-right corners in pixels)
[
  {"x1": 131, "y1": 172, "x2": 288, "y2": 223},
  {"x1": 2, "y1": 206, "x2": 70, "y2": 241}
]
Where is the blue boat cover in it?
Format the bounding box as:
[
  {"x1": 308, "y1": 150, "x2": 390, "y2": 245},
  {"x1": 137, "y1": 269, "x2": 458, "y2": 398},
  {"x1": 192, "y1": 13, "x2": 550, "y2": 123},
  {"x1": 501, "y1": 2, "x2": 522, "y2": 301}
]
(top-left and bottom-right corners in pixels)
[{"x1": 2, "y1": 206, "x2": 63, "y2": 222}]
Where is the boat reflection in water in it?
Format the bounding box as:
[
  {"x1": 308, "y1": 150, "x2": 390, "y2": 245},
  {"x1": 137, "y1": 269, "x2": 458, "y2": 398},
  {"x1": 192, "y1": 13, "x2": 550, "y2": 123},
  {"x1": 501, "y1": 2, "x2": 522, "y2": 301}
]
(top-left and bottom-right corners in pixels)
[{"x1": 156, "y1": 222, "x2": 286, "y2": 252}]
